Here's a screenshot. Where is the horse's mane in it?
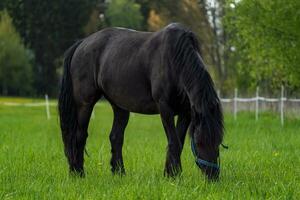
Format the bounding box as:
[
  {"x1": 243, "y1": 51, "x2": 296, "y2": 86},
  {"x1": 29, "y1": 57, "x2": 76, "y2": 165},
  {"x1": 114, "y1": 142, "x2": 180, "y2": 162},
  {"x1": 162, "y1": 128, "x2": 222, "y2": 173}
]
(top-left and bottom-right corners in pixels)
[{"x1": 170, "y1": 26, "x2": 224, "y2": 147}]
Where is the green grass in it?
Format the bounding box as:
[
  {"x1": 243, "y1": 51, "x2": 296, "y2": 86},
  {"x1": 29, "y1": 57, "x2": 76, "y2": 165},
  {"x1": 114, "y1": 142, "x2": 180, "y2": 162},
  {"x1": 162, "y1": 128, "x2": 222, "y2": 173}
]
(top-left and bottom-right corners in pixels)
[{"x1": 0, "y1": 99, "x2": 299, "y2": 199}]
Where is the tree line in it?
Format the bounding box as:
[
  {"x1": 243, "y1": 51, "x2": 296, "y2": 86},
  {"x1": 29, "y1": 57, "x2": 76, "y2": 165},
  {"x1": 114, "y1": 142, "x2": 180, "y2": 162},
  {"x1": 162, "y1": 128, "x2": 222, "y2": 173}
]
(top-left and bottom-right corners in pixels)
[{"x1": 0, "y1": 0, "x2": 299, "y2": 97}]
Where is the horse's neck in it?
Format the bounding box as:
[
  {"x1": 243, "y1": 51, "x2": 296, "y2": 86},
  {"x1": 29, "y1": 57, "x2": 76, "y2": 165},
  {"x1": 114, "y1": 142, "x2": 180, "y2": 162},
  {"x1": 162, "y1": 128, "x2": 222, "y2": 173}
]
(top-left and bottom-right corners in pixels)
[
  {"x1": 184, "y1": 82, "x2": 201, "y2": 110},
  {"x1": 180, "y1": 67, "x2": 216, "y2": 113}
]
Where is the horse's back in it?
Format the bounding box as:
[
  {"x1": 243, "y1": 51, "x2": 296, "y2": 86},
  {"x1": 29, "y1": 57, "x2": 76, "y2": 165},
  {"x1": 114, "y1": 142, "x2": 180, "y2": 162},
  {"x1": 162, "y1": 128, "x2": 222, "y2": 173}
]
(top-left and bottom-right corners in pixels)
[{"x1": 70, "y1": 24, "x2": 189, "y2": 113}]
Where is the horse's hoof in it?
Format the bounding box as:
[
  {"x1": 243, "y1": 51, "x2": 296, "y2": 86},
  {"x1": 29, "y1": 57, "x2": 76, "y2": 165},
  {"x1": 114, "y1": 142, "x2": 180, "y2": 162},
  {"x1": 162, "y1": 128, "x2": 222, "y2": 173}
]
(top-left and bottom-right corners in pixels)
[
  {"x1": 69, "y1": 169, "x2": 85, "y2": 178},
  {"x1": 111, "y1": 167, "x2": 126, "y2": 176},
  {"x1": 164, "y1": 167, "x2": 182, "y2": 178}
]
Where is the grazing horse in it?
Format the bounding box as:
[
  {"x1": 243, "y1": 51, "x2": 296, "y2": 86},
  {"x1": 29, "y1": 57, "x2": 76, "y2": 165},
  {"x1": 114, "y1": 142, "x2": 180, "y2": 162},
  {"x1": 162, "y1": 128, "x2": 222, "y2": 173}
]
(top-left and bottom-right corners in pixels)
[{"x1": 58, "y1": 23, "x2": 224, "y2": 180}]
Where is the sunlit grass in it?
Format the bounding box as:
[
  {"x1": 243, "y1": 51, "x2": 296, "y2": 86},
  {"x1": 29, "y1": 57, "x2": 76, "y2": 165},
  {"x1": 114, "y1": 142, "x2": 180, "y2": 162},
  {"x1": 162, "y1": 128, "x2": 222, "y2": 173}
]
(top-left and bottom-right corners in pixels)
[{"x1": 0, "y1": 97, "x2": 299, "y2": 199}]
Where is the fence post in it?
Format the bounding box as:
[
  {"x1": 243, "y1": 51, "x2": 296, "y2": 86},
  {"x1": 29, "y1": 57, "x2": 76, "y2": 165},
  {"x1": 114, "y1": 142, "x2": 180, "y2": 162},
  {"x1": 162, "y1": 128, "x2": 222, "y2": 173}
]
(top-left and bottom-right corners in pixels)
[
  {"x1": 255, "y1": 87, "x2": 259, "y2": 121},
  {"x1": 234, "y1": 88, "x2": 238, "y2": 120},
  {"x1": 280, "y1": 85, "x2": 284, "y2": 126},
  {"x1": 45, "y1": 94, "x2": 50, "y2": 120},
  {"x1": 217, "y1": 89, "x2": 220, "y2": 98}
]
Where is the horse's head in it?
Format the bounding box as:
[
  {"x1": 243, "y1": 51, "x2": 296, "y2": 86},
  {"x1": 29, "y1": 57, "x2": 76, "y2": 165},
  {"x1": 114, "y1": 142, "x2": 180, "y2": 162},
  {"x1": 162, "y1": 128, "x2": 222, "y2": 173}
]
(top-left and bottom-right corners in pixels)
[
  {"x1": 189, "y1": 103, "x2": 224, "y2": 181},
  {"x1": 190, "y1": 131, "x2": 220, "y2": 180}
]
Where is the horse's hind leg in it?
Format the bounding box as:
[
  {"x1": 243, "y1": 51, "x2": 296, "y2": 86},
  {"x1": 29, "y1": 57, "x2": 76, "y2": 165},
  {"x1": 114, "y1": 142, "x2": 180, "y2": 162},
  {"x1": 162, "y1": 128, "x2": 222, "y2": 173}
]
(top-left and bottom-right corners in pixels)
[
  {"x1": 69, "y1": 102, "x2": 96, "y2": 176},
  {"x1": 109, "y1": 105, "x2": 129, "y2": 174}
]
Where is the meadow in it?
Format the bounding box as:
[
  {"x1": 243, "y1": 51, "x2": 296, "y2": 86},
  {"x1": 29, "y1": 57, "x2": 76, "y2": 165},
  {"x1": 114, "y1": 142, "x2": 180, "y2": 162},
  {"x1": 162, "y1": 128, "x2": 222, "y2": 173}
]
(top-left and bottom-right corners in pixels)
[{"x1": 0, "y1": 98, "x2": 299, "y2": 199}]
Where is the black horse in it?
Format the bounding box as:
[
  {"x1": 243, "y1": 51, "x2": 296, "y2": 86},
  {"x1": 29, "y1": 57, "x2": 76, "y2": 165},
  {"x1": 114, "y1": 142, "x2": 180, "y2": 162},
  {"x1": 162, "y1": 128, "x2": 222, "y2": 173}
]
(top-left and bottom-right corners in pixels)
[{"x1": 58, "y1": 23, "x2": 224, "y2": 180}]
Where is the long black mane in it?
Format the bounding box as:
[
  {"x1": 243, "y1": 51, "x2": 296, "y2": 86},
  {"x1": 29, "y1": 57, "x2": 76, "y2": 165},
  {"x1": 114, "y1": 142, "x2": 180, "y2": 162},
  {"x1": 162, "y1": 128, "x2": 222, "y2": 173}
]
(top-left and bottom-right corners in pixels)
[{"x1": 170, "y1": 28, "x2": 224, "y2": 147}]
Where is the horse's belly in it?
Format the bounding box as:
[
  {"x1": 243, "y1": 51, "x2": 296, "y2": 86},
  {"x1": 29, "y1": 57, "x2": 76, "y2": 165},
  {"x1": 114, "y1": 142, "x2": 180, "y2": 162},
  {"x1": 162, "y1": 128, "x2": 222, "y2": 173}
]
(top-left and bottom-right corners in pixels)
[
  {"x1": 115, "y1": 97, "x2": 158, "y2": 114},
  {"x1": 106, "y1": 92, "x2": 158, "y2": 114},
  {"x1": 101, "y1": 79, "x2": 159, "y2": 114}
]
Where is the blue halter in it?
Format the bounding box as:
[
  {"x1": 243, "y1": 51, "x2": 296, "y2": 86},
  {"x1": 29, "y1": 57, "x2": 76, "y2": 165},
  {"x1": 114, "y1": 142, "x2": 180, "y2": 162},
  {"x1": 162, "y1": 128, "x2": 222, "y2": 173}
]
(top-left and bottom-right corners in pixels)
[{"x1": 190, "y1": 139, "x2": 220, "y2": 170}]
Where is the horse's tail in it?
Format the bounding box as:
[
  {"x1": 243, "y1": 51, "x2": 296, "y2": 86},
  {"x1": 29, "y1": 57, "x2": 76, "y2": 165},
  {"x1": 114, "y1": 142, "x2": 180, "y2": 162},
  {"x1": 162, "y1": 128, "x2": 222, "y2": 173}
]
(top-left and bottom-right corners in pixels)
[{"x1": 58, "y1": 40, "x2": 82, "y2": 164}]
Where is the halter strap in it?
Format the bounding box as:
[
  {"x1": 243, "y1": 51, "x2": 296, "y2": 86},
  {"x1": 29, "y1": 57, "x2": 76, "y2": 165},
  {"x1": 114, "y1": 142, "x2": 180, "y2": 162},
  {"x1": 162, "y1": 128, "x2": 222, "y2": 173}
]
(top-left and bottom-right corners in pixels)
[
  {"x1": 190, "y1": 139, "x2": 220, "y2": 170},
  {"x1": 195, "y1": 157, "x2": 219, "y2": 169}
]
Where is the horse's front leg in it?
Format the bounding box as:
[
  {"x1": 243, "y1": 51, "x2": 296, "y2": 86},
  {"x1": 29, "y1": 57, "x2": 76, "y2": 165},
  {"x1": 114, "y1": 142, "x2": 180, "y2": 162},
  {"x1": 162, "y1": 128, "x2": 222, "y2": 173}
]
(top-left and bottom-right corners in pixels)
[
  {"x1": 159, "y1": 102, "x2": 182, "y2": 177},
  {"x1": 109, "y1": 105, "x2": 129, "y2": 175},
  {"x1": 176, "y1": 113, "x2": 190, "y2": 156}
]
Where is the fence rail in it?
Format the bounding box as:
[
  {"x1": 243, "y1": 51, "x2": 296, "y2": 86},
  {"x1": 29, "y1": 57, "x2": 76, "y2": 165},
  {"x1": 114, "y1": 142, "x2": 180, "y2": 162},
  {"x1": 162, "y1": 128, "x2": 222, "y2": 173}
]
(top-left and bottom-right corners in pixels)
[
  {"x1": 0, "y1": 87, "x2": 299, "y2": 125},
  {"x1": 225, "y1": 97, "x2": 300, "y2": 103},
  {"x1": 1, "y1": 98, "x2": 298, "y2": 105}
]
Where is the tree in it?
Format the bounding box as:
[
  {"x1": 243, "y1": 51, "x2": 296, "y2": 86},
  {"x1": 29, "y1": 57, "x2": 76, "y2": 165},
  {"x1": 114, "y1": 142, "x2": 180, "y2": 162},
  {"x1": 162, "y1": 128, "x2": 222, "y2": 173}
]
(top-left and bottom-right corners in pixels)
[
  {"x1": 105, "y1": 0, "x2": 144, "y2": 30},
  {"x1": 225, "y1": 0, "x2": 300, "y2": 93},
  {"x1": 0, "y1": 11, "x2": 33, "y2": 95},
  {"x1": 199, "y1": 0, "x2": 232, "y2": 92},
  {"x1": 2, "y1": 0, "x2": 96, "y2": 96}
]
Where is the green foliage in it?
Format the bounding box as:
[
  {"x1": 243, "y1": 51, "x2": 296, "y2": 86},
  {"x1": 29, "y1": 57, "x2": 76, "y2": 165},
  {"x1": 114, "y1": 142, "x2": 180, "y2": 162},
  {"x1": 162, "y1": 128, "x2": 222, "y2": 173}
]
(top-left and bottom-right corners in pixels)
[
  {"x1": 2, "y1": 0, "x2": 96, "y2": 96},
  {"x1": 0, "y1": 100, "x2": 300, "y2": 198},
  {"x1": 106, "y1": 0, "x2": 144, "y2": 30},
  {"x1": 225, "y1": 0, "x2": 300, "y2": 92},
  {"x1": 0, "y1": 11, "x2": 33, "y2": 95}
]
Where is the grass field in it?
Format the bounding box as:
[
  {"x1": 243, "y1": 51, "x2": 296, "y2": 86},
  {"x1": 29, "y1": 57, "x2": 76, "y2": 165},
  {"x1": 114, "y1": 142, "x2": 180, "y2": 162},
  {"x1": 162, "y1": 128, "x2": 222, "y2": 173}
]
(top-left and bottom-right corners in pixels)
[{"x1": 0, "y1": 98, "x2": 300, "y2": 199}]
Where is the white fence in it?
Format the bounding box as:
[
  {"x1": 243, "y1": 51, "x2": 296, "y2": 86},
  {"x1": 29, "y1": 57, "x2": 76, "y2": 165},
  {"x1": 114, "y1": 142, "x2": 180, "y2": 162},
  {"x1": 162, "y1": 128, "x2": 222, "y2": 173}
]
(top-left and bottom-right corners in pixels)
[
  {"x1": 220, "y1": 86, "x2": 300, "y2": 125},
  {"x1": 1, "y1": 87, "x2": 300, "y2": 125}
]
